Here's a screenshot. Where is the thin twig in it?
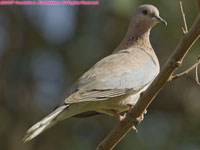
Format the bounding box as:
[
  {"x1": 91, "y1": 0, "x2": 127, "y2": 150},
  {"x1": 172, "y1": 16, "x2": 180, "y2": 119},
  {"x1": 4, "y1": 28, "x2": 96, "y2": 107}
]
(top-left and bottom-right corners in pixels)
[
  {"x1": 179, "y1": 1, "x2": 188, "y2": 34},
  {"x1": 169, "y1": 56, "x2": 200, "y2": 82}
]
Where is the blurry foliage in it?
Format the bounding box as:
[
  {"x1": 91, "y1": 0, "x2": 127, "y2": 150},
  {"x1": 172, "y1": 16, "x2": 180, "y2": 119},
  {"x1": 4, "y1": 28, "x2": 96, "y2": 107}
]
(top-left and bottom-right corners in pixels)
[{"x1": 0, "y1": 0, "x2": 200, "y2": 150}]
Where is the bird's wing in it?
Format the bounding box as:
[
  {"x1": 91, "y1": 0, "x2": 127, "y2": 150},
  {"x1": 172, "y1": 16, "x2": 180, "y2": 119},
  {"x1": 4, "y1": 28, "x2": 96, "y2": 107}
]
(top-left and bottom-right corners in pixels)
[{"x1": 65, "y1": 47, "x2": 159, "y2": 104}]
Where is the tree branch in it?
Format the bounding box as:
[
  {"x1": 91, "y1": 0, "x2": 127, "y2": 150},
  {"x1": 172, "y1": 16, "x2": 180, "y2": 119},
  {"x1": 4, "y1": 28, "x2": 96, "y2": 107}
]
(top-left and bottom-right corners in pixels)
[
  {"x1": 168, "y1": 56, "x2": 200, "y2": 82},
  {"x1": 96, "y1": 3, "x2": 200, "y2": 150}
]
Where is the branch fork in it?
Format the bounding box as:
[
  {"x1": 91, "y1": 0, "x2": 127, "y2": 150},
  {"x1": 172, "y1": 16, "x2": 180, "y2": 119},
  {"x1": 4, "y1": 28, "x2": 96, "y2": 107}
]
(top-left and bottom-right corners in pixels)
[{"x1": 169, "y1": 55, "x2": 200, "y2": 83}]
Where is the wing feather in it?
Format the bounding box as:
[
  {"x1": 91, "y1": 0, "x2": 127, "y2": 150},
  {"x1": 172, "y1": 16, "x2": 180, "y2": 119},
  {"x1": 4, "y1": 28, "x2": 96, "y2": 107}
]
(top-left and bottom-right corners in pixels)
[{"x1": 65, "y1": 47, "x2": 159, "y2": 104}]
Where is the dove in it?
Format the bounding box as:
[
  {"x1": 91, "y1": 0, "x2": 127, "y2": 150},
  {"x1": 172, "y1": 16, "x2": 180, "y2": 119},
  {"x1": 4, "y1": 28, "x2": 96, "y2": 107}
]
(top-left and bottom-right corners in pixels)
[{"x1": 23, "y1": 4, "x2": 167, "y2": 142}]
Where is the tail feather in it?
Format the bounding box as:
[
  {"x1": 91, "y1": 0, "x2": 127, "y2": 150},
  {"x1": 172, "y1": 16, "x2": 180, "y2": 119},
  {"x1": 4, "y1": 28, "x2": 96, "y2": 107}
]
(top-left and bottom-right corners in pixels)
[{"x1": 23, "y1": 105, "x2": 68, "y2": 143}]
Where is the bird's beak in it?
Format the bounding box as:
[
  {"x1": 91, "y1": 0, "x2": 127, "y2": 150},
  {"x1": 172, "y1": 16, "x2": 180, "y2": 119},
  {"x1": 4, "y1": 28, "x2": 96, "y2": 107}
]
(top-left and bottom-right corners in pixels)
[{"x1": 155, "y1": 16, "x2": 167, "y2": 26}]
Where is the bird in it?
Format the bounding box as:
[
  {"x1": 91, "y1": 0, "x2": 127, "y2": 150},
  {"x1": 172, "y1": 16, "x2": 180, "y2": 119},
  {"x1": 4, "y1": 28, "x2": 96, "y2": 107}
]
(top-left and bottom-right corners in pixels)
[{"x1": 23, "y1": 4, "x2": 167, "y2": 142}]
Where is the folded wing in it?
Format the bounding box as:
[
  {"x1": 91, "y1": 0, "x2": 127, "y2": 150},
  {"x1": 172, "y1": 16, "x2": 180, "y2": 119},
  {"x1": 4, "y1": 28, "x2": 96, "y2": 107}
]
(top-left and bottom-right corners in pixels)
[{"x1": 65, "y1": 48, "x2": 159, "y2": 104}]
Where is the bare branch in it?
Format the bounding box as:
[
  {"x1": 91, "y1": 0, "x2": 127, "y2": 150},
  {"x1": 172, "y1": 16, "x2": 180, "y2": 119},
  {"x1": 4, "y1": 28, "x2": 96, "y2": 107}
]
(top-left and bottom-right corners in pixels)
[
  {"x1": 179, "y1": 1, "x2": 188, "y2": 34},
  {"x1": 96, "y1": 6, "x2": 200, "y2": 150},
  {"x1": 169, "y1": 56, "x2": 200, "y2": 81}
]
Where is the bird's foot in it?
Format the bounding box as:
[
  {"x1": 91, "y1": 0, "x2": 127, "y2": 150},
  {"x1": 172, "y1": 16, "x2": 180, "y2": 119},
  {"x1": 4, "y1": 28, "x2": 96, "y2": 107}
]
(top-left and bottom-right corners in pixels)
[
  {"x1": 111, "y1": 107, "x2": 145, "y2": 132},
  {"x1": 111, "y1": 110, "x2": 126, "y2": 121}
]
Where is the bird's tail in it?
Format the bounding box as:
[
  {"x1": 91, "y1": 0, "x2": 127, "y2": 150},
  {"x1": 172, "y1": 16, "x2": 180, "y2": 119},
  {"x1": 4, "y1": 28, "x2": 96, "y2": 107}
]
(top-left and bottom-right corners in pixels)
[{"x1": 23, "y1": 105, "x2": 68, "y2": 143}]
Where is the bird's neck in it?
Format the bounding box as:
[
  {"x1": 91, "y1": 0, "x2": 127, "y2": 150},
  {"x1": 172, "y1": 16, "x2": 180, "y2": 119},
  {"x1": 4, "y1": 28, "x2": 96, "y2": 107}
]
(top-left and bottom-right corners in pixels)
[{"x1": 114, "y1": 25, "x2": 153, "y2": 52}]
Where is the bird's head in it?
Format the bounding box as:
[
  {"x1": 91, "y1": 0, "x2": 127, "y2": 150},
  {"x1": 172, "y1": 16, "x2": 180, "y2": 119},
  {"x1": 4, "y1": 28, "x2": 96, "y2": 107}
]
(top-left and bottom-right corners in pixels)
[{"x1": 130, "y1": 5, "x2": 167, "y2": 34}]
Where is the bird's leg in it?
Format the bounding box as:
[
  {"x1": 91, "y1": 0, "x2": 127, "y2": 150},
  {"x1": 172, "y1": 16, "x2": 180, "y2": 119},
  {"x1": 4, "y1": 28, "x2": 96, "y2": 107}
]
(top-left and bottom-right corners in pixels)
[{"x1": 110, "y1": 110, "x2": 126, "y2": 121}]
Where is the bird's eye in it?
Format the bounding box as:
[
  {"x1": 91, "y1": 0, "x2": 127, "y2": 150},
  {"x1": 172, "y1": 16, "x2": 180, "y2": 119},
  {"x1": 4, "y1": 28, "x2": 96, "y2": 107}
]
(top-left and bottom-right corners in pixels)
[{"x1": 142, "y1": 10, "x2": 148, "y2": 15}]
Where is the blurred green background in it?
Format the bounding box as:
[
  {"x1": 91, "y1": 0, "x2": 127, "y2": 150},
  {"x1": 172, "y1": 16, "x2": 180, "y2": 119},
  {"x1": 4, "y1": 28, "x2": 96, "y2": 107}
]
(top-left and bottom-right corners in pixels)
[{"x1": 0, "y1": 0, "x2": 200, "y2": 150}]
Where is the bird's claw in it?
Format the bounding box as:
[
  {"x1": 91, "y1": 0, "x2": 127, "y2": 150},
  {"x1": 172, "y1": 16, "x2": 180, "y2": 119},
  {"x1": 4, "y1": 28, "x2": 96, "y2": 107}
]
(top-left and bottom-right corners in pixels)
[{"x1": 111, "y1": 110, "x2": 126, "y2": 121}]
